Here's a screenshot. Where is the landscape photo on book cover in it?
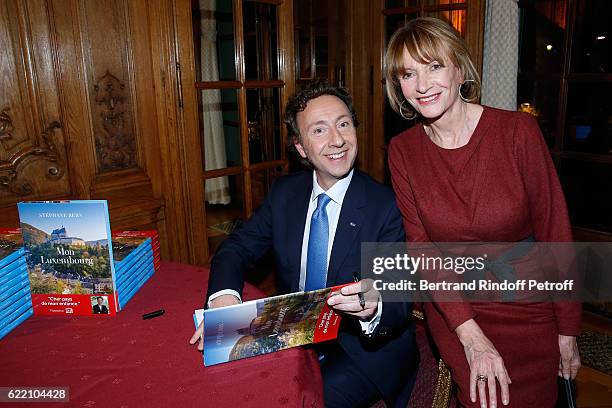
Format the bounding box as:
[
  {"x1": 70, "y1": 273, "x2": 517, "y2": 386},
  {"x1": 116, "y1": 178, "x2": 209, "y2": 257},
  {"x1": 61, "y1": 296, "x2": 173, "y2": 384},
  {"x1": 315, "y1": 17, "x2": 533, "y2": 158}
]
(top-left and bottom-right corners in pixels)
[
  {"x1": 18, "y1": 202, "x2": 114, "y2": 296},
  {"x1": 0, "y1": 229, "x2": 23, "y2": 261},
  {"x1": 203, "y1": 287, "x2": 339, "y2": 365},
  {"x1": 112, "y1": 236, "x2": 148, "y2": 263}
]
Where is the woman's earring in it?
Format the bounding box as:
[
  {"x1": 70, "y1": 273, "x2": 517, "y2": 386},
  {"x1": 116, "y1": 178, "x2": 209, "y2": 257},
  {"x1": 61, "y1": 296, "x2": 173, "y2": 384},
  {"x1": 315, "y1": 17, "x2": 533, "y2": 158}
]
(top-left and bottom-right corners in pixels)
[
  {"x1": 399, "y1": 100, "x2": 415, "y2": 120},
  {"x1": 459, "y1": 79, "x2": 476, "y2": 103}
]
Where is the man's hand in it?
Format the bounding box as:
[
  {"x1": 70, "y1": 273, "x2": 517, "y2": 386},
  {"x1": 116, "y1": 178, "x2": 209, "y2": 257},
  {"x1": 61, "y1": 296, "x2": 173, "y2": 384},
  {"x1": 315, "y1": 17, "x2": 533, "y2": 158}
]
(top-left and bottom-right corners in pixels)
[
  {"x1": 209, "y1": 294, "x2": 241, "y2": 309},
  {"x1": 189, "y1": 321, "x2": 205, "y2": 351},
  {"x1": 558, "y1": 334, "x2": 580, "y2": 380},
  {"x1": 188, "y1": 295, "x2": 240, "y2": 351},
  {"x1": 326, "y1": 278, "x2": 380, "y2": 320}
]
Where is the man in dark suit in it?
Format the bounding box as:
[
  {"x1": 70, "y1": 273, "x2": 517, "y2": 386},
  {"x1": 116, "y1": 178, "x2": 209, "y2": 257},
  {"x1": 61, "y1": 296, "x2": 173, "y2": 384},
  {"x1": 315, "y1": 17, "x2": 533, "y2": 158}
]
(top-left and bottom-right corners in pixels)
[
  {"x1": 93, "y1": 296, "x2": 108, "y2": 314},
  {"x1": 190, "y1": 80, "x2": 418, "y2": 407}
]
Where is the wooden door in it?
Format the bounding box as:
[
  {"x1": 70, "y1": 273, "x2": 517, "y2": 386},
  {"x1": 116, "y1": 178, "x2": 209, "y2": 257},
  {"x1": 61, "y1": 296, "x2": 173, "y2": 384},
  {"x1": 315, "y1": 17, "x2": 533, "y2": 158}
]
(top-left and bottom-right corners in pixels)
[{"x1": 175, "y1": 0, "x2": 295, "y2": 263}]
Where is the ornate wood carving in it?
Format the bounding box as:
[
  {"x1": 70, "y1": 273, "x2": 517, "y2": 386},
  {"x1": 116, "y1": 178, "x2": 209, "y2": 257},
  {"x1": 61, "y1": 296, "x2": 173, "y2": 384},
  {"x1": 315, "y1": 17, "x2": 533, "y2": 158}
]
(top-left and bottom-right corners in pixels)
[
  {"x1": 0, "y1": 107, "x2": 15, "y2": 141},
  {"x1": 0, "y1": 121, "x2": 64, "y2": 195},
  {"x1": 93, "y1": 70, "x2": 137, "y2": 172}
]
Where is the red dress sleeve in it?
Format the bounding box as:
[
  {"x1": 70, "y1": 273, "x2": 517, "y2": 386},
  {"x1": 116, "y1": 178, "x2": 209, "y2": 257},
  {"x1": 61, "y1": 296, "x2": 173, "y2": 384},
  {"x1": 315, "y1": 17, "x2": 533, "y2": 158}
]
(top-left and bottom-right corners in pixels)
[
  {"x1": 514, "y1": 113, "x2": 582, "y2": 335},
  {"x1": 389, "y1": 136, "x2": 476, "y2": 331}
]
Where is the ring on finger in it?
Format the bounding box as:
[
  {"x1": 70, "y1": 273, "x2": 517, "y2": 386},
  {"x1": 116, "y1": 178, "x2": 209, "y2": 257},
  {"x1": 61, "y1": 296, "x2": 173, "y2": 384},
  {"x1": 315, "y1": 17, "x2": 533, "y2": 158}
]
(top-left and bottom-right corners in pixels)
[{"x1": 476, "y1": 374, "x2": 487, "y2": 382}]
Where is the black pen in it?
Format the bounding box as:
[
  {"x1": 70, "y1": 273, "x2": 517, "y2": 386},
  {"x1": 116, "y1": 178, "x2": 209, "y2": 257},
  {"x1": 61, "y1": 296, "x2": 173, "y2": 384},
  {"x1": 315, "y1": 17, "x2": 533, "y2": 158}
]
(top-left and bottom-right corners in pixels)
[
  {"x1": 353, "y1": 272, "x2": 366, "y2": 310},
  {"x1": 142, "y1": 309, "x2": 165, "y2": 320}
]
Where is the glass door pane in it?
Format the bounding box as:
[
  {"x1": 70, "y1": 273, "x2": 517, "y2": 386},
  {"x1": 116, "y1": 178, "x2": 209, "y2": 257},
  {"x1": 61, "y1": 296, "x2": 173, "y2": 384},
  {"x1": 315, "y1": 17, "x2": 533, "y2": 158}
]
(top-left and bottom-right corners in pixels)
[
  {"x1": 294, "y1": 0, "x2": 312, "y2": 79},
  {"x1": 560, "y1": 159, "x2": 612, "y2": 233},
  {"x1": 246, "y1": 87, "x2": 283, "y2": 164},
  {"x1": 517, "y1": 79, "x2": 560, "y2": 148},
  {"x1": 199, "y1": 88, "x2": 243, "y2": 170},
  {"x1": 386, "y1": 0, "x2": 419, "y2": 7},
  {"x1": 423, "y1": 0, "x2": 466, "y2": 5},
  {"x1": 205, "y1": 174, "x2": 245, "y2": 254},
  {"x1": 571, "y1": 0, "x2": 611, "y2": 73},
  {"x1": 424, "y1": 10, "x2": 466, "y2": 35},
  {"x1": 243, "y1": 1, "x2": 279, "y2": 80},
  {"x1": 192, "y1": 0, "x2": 237, "y2": 81},
  {"x1": 518, "y1": 0, "x2": 567, "y2": 74},
  {"x1": 564, "y1": 82, "x2": 612, "y2": 155},
  {"x1": 386, "y1": 13, "x2": 413, "y2": 44}
]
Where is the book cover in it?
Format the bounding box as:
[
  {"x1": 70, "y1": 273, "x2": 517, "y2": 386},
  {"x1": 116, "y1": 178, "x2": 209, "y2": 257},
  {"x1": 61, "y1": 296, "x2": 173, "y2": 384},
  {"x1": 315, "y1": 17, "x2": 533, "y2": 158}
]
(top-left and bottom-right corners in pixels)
[
  {"x1": 114, "y1": 239, "x2": 151, "y2": 283},
  {"x1": 112, "y1": 230, "x2": 160, "y2": 272},
  {"x1": 17, "y1": 201, "x2": 117, "y2": 316},
  {"x1": 118, "y1": 260, "x2": 155, "y2": 309},
  {"x1": 117, "y1": 249, "x2": 151, "y2": 300},
  {"x1": 112, "y1": 233, "x2": 151, "y2": 265},
  {"x1": 0, "y1": 257, "x2": 27, "y2": 287},
  {"x1": 0, "y1": 228, "x2": 25, "y2": 270},
  {"x1": 0, "y1": 291, "x2": 32, "y2": 327},
  {"x1": 115, "y1": 242, "x2": 152, "y2": 289},
  {"x1": 0, "y1": 266, "x2": 29, "y2": 303},
  {"x1": 0, "y1": 307, "x2": 33, "y2": 340},
  {"x1": 111, "y1": 231, "x2": 158, "y2": 310},
  {"x1": 0, "y1": 285, "x2": 30, "y2": 312},
  {"x1": 195, "y1": 286, "x2": 345, "y2": 366}
]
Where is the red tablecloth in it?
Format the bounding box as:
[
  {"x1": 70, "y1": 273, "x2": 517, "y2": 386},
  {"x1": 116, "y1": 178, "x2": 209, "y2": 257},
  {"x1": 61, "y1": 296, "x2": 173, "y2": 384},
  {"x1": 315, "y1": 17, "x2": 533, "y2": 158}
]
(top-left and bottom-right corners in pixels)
[{"x1": 0, "y1": 262, "x2": 324, "y2": 407}]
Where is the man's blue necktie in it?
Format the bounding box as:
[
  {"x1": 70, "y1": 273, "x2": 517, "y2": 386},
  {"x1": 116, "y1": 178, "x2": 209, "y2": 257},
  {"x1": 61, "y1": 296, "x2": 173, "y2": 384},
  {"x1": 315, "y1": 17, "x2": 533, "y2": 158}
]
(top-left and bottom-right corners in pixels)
[{"x1": 305, "y1": 194, "x2": 332, "y2": 291}]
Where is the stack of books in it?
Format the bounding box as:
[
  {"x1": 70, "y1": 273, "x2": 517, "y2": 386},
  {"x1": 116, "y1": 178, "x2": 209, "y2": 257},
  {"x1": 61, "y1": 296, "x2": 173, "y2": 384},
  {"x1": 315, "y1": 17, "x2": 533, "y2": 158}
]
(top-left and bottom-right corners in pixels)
[
  {"x1": 112, "y1": 231, "x2": 160, "y2": 310},
  {"x1": 0, "y1": 228, "x2": 33, "y2": 340},
  {"x1": 13, "y1": 200, "x2": 161, "y2": 317}
]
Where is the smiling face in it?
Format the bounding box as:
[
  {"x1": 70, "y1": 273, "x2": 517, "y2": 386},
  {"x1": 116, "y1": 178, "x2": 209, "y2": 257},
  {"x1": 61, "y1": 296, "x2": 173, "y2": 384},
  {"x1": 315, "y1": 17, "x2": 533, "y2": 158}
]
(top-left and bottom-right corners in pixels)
[
  {"x1": 294, "y1": 95, "x2": 357, "y2": 190},
  {"x1": 398, "y1": 47, "x2": 464, "y2": 120}
]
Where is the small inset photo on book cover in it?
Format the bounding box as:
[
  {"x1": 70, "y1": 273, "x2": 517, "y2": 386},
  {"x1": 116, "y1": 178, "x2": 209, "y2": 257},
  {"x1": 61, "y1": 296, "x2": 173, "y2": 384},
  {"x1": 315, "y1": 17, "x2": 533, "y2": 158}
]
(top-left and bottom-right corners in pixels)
[{"x1": 91, "y1": 295, "x2": 109, "y2": 314}]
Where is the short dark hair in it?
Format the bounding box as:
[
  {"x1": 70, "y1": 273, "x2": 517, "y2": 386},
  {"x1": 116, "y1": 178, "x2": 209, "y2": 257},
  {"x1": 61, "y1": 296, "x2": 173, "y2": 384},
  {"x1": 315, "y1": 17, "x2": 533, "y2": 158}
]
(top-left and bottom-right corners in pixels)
[
  {"x1": 284, "y1": 79, "x2": 359, "y2": 145},
  {"x1": 96, "y1": 296, "x2": 103, "y2": 301}
]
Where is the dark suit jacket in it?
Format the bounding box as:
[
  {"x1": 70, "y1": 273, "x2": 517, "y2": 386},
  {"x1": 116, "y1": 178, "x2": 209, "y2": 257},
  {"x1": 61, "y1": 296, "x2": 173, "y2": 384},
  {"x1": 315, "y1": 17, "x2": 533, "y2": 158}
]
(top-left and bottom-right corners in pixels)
[
  {"x1": 207, "y1": 169, "x2": 417, "y2": 405},
  {"x1": 93, "y1": 304, "x2": 108, "y2": 314}
]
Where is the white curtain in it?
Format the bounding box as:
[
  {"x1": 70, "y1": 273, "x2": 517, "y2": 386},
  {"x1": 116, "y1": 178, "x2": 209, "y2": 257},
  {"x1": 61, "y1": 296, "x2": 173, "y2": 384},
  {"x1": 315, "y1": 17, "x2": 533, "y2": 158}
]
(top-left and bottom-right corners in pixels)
[
  {"x1": 481, "y1": 0, "x2": 520, "y2": 110},
  {"x1": 200, "y1": 0, "x2": 230, "y2": 204}
]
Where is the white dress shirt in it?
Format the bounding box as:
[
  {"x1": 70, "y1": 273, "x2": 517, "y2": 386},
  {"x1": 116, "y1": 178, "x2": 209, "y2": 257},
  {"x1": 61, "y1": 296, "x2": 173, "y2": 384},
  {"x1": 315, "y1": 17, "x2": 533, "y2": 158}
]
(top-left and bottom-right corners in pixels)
[{"x1": 209, "y1": 169, "x2": 382, "y2": 334}]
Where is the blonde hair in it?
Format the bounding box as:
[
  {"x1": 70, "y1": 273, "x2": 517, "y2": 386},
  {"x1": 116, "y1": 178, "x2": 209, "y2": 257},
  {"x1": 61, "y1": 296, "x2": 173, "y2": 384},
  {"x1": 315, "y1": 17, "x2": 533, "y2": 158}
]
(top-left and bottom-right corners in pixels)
[{"x1": 384, "y1": 17, "x2": 481, "y2": 119}]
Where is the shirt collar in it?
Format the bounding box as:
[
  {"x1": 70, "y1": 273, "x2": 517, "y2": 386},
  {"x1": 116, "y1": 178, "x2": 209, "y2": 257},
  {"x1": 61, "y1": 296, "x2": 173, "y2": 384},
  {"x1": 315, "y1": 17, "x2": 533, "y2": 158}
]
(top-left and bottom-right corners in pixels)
[{"x1": 310, "y1": 169, "x2": 354, "y2": 205}]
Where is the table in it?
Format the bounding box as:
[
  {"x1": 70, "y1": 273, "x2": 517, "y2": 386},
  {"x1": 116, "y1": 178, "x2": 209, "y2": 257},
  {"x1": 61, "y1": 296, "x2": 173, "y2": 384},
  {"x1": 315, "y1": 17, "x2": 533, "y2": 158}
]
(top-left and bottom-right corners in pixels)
[{"x1": 0, "y1": 262, "x2": 324, "y2": 407}]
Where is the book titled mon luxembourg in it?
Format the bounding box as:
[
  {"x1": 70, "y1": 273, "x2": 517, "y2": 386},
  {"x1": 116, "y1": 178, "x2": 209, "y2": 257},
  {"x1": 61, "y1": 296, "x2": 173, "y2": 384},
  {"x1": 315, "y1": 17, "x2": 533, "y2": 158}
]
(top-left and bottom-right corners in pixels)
[
  {"x1": 194, "y1": 286, "x2": 345, "y2": 366},
  {"x1": 17, "y1": 200, "x2": 117, "y2": 316}
]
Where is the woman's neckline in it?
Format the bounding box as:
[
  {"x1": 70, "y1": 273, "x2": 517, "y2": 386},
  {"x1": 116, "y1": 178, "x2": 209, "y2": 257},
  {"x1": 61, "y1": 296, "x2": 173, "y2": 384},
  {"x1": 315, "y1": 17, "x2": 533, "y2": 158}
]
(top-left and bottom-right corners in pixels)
[{"x1": 421, "y1": 105, "x2": 487, "y2": 151}]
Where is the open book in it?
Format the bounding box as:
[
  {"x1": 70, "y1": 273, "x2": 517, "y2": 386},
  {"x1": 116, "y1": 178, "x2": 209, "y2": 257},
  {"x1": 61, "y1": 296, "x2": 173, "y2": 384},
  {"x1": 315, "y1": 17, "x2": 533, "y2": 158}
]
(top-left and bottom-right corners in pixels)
[{"x1": 194, "y1": 285, "x2": 345, "y2": 366}]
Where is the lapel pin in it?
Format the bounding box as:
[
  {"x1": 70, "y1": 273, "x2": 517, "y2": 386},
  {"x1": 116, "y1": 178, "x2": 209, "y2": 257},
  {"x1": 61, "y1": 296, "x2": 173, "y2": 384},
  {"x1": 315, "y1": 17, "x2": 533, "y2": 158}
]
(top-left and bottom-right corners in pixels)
[{"x1": 349, "y1": 222, "x2": 357, "y2": 227}]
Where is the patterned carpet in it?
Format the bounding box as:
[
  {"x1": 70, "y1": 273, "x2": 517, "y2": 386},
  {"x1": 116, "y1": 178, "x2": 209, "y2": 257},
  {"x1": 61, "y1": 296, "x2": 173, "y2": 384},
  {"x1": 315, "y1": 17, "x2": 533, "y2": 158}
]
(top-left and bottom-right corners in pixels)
[
  {"x1": 578, "y1": 330, "x2": 612, "y2": 376},
  {"x1": 209, "y1": 219, "x2": 242, "y2": 235}
]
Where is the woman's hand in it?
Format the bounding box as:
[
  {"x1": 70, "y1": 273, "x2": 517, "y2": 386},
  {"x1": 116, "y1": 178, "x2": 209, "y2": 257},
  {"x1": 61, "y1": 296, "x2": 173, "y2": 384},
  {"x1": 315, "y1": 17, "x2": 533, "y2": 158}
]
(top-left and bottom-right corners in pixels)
[
  {"x1": 558, "y1": 334, "x2": 581, "y2": 380},
  {"x1": 456, "y1": 319, "x2": 512, "y2": 408}
]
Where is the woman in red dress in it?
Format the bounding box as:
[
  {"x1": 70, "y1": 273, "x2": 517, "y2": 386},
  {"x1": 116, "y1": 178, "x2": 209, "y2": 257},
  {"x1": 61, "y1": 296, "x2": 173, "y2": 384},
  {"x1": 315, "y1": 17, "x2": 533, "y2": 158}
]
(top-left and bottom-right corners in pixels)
[{"x1": 384, "y1": 18, "x2": 581, "y2": 407}]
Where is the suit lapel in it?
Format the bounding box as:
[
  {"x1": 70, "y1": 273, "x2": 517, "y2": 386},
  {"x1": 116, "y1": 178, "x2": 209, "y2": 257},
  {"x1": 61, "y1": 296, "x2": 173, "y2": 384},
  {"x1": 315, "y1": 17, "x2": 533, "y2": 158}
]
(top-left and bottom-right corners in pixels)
[
  {"x1": 326, "y1": 171, "x2": 367, "y2": 286},
  {"x1": 286, "y1": 173, "x2": 312, "y2": 292}
]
